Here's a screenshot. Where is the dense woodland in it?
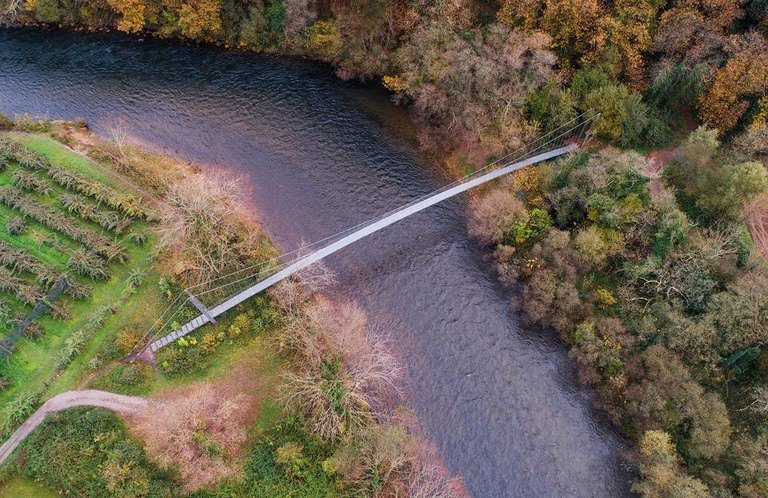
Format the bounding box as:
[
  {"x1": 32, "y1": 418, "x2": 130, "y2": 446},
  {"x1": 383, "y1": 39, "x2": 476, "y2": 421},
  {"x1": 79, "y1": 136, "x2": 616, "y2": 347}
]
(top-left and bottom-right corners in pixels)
[{"x1": 2, "y1": 0, "x2": 768, "y2": 496}]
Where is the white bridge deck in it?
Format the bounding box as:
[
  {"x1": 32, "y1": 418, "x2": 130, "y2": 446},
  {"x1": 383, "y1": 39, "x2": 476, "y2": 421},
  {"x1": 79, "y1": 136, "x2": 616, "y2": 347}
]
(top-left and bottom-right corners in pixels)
[{"x1": 149, "y1": 143, "x2": 578, "y2": 352}]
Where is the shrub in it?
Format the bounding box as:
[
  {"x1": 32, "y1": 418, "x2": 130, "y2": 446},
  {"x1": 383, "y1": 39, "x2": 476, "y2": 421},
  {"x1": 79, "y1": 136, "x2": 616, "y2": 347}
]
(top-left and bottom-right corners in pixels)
[
  {"x1": 115, "y1": 327, "x2": 142, "y2": 354},
  {"x1": 528, "y1": 82, "x2": 577, "y2": 133},
  {"x1": 33, "y1": 0, "x2": 61, "y2": 23},
  {"x1": 159, "y1": 344, "x2": 205, "y2": 376},
  {"x1": 5, "y1": 216, "x2": 26, "y2": 235},
  {"x1": 584, "y1": 84, "x2": 630, "y2": 141},
  {"x1": 239, "y1": 6, "x2": 268, "y2": 49},
  {"x1": 13, "y1": 170, "x2": 53, "y2": 195},
  {"x1": 68, "y1": 248, "x2": 110, "y2": 280},
  {"x1": 3, "y1": 390, "x2": 40, "y2": 429},
  {"x1": 570, "y1": 65, "x2": 613, "y2": 104},
  {"x1": 19, "y1": 408, "x2": 176, "y2": 497},
  {"x1": 56, "y1": 330, "x2": 87, "y2": 369},
  {"x1": 0, "y1": 187, "x2": 126, "y2": 260},
  {"x1": 0, "y1": 113, "x2": 13, "y2": 130}
]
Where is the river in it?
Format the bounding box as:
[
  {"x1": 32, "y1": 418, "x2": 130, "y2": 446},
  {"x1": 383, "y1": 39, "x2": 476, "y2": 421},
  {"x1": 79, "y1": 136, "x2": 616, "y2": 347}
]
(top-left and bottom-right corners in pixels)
[{"x1": 0, "y1": 27, "x2": 632, "y2": 497}]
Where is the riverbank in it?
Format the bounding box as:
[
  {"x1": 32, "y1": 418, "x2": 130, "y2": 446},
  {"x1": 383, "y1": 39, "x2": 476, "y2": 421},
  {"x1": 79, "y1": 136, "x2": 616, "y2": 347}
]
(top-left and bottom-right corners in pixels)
[
  {"x1": 0, "y1": 29, "x2": 634, "y2": 496},
  {"x1": 0, "y1": 118, "x2": 464, "y2": 497}
]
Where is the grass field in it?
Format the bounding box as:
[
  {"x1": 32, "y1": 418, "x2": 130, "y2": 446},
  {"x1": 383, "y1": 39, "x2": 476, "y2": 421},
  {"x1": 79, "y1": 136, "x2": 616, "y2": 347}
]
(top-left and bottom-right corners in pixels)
[
  {"x1": 0, "y1": 132, "x2": 160, "y2": 418},
  {"x1": 0, "y1": 476, "x2": 60, "y2": 497}
]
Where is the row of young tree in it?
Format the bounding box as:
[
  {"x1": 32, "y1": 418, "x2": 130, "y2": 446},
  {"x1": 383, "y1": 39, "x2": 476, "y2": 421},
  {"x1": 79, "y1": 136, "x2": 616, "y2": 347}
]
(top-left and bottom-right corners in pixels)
[
  {"x1": 2, "y1": 0, "x2": 767, "y2": 158},
  {"x1": 472, "y1": 127, "x2": 768, "y2": 496}
]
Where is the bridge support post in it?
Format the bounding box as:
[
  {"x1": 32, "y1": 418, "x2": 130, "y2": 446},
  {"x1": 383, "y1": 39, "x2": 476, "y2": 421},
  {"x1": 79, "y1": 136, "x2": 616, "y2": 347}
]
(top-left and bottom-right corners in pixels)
[{"x1": 184, "y1": 289, "x2": 216, "y2": 324}]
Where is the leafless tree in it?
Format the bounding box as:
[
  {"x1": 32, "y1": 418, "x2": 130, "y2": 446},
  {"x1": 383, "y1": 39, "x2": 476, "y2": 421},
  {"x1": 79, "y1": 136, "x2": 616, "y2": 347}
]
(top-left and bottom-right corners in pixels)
[
  {"x1": 746, "y1": 192, "x2": 768, "y2": 259},
  {"x1": 744, "y1": 385, "x2": 768, "y2": 415},
  {"x1": 2, "y1": 0, "x2": 24, "y2": 21},
  {"x1": 132, "y1": 384, "x2": 250, "y2": 491},
  {"x1": 308, "y1": 299, "x2": 403, "y2": 405},
  {"x1": 158, "y1": 173, "x2": 248, "y2": 286},
  {"x1": 268, "y1": 243, "x2": 336, "y2": 312},
  {"x1": 407, "y1": 457, "x2": 465, "y2": 498},
  {"x1": 280, "y1": 366, "x2": 372, "y2": 441},
  {"x1": 279, "y1": 299, "x2": 403, "y2": 440}
]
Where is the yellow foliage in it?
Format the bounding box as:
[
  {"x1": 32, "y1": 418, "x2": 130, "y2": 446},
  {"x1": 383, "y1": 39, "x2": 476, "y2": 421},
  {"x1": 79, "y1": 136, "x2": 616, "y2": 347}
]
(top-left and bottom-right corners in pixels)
[
  {"x1": 200, "y1": 331, "x2": 219, "y2": 352},
  {"x1": 512, "y1": 168, "x2": 541, "y2": 199},
  {"x1": 176, "y1": 0, "x2": 222, "y2": 40},
  {"x1": 541, "y1": 0, "x2": 604, "y2": 57},
  {"x1": 115, "y1": 327, "x2": 141, "y2": 353},
  {"x1": 382, "y1": 75, "x2": 406, "y2": 93},
  {"x1": 108, "y1": 0, "x2": 146, "y2": 33},
  {"x1": 700, "y1": 33, "x2": 768, "y2": 133},
  {"x1": 497, "y1": 0, "x2": 543, "y2": 29},
  {"x1": 594, "y1": 288, "x2": 618, "y2": 306},
  {"x1": 752, "y1": 96, "x2": 768, "y2": 129},
  {"x1": 307, "y1": 20, "x2": 343, "y2": 59}
]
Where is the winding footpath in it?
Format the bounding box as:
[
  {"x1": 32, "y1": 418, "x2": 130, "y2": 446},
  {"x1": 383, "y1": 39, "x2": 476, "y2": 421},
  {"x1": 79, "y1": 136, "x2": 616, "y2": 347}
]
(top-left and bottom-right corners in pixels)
[{"x1": 0, "y1": 390, "x2": 148, "y2": 466}]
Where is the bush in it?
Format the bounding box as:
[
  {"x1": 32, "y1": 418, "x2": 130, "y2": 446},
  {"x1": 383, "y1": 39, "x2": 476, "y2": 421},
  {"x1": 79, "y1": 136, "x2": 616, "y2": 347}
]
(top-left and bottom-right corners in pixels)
[
  {"x1": 55, "y1": 330, "x2": 87, "y2": 369},
  {"x1": 584, "y1": 84, "x2": 630, "y2": 142},
  {"x1": 528, "y1": 82, "x2": 577, "y2": 133},
  {"x1": 159, "y1": 343, "x2": 205, "y2": 376},
  {"x1": 2, "y1": 390, "x2": 40, "y2": 430},
  {"x1": 570, "y1": 66, "x2": 613, "y2": 104},
  {"x1": 33, "y1": 0, "x2": 61, "y2": 23},
  {"x1": 239, "y1": 6, "x2": 268, "y2": 49},
  {"x1": 0, "y1": 113, "x2": 13, "y2": 130},
  {"x1": 18, "y1": 408, "x2": 176, "y2": 497},
  {"x1": 115, "y1": 327, "x2": 142, "y2": 354},
  {"x1": 5, "y1": 216, "x2": 26, "y2": 235}
]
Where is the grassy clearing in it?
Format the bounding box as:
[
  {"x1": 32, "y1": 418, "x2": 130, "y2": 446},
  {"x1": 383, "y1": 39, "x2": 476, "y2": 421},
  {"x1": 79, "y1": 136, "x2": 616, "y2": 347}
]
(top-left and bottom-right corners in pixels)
[{"x1": 0, "y1": 476, "x2": 60, "y2": 497}]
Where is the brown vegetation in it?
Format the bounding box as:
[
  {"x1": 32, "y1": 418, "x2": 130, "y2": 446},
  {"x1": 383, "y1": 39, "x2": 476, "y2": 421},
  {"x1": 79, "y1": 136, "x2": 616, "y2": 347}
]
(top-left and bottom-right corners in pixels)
[{"x1": 130, "y1": 361, "x2": 266, "y2": 492}]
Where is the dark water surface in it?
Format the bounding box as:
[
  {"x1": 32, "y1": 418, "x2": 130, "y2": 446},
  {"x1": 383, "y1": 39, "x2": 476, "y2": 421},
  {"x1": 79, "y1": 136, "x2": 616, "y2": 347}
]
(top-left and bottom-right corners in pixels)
[{"x1": 0, "y1": 28, "x2": 632, "y2": 497}]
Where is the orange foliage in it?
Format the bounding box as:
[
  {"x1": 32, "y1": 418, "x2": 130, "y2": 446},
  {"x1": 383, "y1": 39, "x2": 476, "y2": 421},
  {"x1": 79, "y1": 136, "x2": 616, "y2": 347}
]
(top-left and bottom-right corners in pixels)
[
  {"x1": 108, "y1": 0, "x2": 146, "y2": 32},
  {"x1": 593, "y1": 0, "x2": 660, "y2": 85},
  {"x1": 540, "y1": 0, "x2": 604, "y2": 58},
  {"x1": 176, "y1": 0, "x2": 222, "y2": 39},
  {"x1": 700, "y1": 32, "x2": 768, "y2": 133}
]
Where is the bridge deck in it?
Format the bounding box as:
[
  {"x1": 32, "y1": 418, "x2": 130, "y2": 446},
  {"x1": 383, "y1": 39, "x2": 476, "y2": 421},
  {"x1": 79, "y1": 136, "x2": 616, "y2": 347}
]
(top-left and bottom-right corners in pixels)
[{"x1": 149, "y1": 144, "x2": 578, "y2": 352}]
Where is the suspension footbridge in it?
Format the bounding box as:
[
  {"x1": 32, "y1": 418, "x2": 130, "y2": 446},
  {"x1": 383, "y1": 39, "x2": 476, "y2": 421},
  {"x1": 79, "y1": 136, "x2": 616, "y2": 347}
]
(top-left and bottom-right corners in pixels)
[{"x1": 141, "y1": 114, "x2": 595, "y2": 354}]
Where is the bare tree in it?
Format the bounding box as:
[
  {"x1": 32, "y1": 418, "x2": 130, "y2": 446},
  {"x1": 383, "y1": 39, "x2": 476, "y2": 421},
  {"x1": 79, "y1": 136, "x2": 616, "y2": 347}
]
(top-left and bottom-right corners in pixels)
[
  {"x1": 407, "y1": 457, "x2": 465, "y2": 498},
  {"x1": 745, "y1": 385, "x2": 768, "y2": 415},
  {"x1": 2, "y1": 0, "x2": 24, "y2": 21},
  {"x1": 158, "y1": 173, "x2": 250, "y2": 286},
  {"x1": 278, "y1": 299, "x2": 402, "y2": 441},
  {"x1": 746, "y1": 192, "x2": 768, "y2": 259},
  {"x1": 268, "y1": 243, "x2": 336, "y2": 312},
  {"x1": 132, "y1": 383, "x2": 250, "y2": 492},
  {"x1": 307, "y1": 299, "x2": 403, "y2": 406}
]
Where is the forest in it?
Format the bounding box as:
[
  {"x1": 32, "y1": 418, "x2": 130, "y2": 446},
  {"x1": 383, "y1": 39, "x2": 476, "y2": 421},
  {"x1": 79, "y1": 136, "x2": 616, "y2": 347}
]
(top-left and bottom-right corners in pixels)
[{"x1": 1, "y1": 0, "x2": 768, "y2": 496}]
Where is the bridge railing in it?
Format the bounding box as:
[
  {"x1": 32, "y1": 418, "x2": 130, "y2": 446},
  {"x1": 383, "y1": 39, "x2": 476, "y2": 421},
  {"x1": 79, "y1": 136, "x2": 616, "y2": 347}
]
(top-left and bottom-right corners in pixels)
[{"x1": 134, "y1": 111, "x2": 599, "y2": 354}]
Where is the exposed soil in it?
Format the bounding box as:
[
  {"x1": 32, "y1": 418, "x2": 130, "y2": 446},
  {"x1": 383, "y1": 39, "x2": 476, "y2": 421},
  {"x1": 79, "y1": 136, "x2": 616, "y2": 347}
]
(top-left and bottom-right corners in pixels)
[{"x1": 645, "y1": 146, "x2": 677, "y2": 199}]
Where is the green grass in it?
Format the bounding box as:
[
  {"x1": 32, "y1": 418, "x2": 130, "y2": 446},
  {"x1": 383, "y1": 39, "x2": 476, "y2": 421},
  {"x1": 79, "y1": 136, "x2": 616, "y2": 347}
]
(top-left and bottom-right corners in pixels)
[
  {"x1": 0, "y1": 133, "x2": 158, "y2": 417},
  {"x1": 0, "y1": 476, "x2": 60, "y2": 497}
]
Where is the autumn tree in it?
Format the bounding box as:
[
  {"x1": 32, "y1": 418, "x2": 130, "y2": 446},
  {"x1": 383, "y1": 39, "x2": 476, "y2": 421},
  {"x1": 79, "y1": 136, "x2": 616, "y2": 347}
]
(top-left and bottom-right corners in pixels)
[
  {"x1": 108, "y1": 0, "x2": 146, "y2": 32},
  {"x1": 654, "y1": 0, "x2": 743, "y2": 66},
  {"x1": 397, "y1": 22, "x2": 555, "y2": 155},
  {"x1": 632, "y1": 430, "x2": 710, "y2": 497},
  {"x1": 700, "y1": 31, "x2": 768, "y2": 133},
  {"x1": 626, "y1": 346, "x2": 732, "y2": 461},
  {"x1": 539, "y1": 0, "x2": 603, "y2": 64},
  {"x1": 171, "y1": 0, "x2": 223, "y2": 40}
]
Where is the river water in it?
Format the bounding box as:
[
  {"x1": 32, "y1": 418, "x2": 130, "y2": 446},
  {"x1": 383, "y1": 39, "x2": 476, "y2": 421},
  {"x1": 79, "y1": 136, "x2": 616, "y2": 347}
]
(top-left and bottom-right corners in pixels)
[{"x1": 0, "y1": 27, "x2": 631, "y2": 497}]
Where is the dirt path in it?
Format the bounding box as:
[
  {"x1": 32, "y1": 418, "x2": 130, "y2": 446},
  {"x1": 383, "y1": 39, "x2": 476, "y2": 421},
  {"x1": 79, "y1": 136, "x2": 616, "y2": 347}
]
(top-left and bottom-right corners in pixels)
[{"x1": 0, "y1": 390, "x2": 148, "y2": 466}]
